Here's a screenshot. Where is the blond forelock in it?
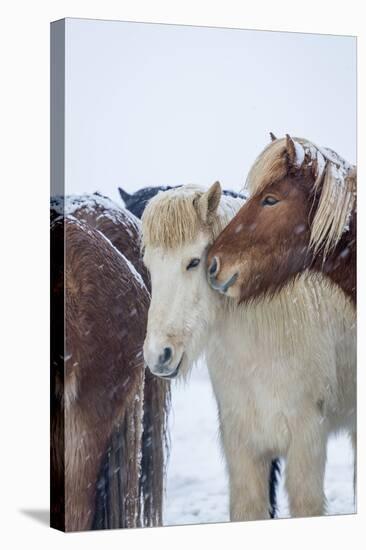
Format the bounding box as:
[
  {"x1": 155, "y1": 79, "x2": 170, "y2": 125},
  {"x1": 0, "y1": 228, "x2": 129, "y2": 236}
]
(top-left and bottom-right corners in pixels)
[
  {"x1": 141, "y1": 185, "x2": 242, "y2": 250},
  {"x1": 245, "y1": 136, "x2": 356, "y2": 257}
]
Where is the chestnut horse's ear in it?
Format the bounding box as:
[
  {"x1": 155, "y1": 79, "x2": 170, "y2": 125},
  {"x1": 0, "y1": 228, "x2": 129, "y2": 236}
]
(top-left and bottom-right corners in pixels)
[
  {"x1": 196, "y1": 181, "x2": 222, "y2": 222},
  {"x1": 269, "y1": 132, "x2": 277, "y2": 142},
  {"x1": 286, "y1": 134, "x2": 305, "y2": 170}
]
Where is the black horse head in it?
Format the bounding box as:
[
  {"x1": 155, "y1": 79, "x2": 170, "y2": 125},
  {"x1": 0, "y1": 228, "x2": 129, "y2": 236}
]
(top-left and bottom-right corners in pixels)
[
  {"x1": 118, "y1": 186, "x2": 179, "y2": 219},
  {"x1": 119, "y1": 185, "x2": 247, "y2": 219}
]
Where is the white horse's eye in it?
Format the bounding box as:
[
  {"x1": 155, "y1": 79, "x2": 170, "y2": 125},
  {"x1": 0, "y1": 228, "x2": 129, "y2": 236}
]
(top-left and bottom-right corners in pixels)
[{"x1": 186, "y1": 258, "x2": 201, "y2": 270}]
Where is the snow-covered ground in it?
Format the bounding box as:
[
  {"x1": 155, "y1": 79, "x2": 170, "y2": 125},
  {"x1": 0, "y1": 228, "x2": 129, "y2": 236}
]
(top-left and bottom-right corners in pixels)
[{"x1": 163, "y1": 362, "x2": 355, "y2": 526}]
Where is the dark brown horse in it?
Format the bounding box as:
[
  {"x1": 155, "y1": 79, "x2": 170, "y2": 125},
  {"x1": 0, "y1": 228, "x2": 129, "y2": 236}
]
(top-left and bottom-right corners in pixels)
[
  {"x1": 207, "y1": 135, "x2": 356, "y2": 305},
  {"x1": 51, "y1": 195, "x2": 169, "y2": 531}
]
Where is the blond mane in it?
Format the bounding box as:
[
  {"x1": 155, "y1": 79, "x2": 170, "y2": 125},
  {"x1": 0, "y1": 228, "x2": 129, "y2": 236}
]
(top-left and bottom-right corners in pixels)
[
  {"x1": 245, "y1": 138, "x2": 289, "y2": 196},
  {"x1": 245, "y1": 137, "x2": 356, "y2": 258},
  {"x1": 141, "y1": 184, "x2": 242, "y2": 250}
]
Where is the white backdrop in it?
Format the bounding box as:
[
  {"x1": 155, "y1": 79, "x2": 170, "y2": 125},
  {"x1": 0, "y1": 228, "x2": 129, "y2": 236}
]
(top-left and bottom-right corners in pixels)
[
  {"x1": 1, "y1": 1, "x2": 365, "y2": 550},
  {"x1": 65, "y1": 19, "x2": 356, "y2": 202}
]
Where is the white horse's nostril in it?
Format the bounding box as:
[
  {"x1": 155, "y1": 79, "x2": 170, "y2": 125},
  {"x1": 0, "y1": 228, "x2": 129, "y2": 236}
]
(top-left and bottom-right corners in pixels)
[
  {"x1": 158, "y1": 346, "x2": 173, "y2": 367},
  {"x1": 151, "y1": 352, "x2": 184, "y2": 380}
]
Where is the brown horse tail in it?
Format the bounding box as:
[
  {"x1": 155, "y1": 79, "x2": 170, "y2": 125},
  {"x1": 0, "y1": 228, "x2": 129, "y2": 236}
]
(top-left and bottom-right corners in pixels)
[
  {"x1": 139, "y1": 370, "x2": 171, "y2": 527},
  {"x1": 93, "y1": 370, "x2": 170, "y2": 529},
  {"x1": 92, "y1": 377, "x2": 145, "y2": 530}
]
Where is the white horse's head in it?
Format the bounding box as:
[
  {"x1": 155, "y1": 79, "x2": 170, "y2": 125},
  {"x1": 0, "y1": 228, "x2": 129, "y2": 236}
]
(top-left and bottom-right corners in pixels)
[{"x1": 142, "y1": 182, "x2": 242, "y2": 379}]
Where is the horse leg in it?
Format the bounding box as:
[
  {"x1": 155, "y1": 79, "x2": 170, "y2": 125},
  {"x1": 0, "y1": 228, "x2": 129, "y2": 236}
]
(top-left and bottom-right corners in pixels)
[
  {"x1": 224, "y1": 441, "x2": 271, "y2": 521},
  {"x1": 269, "y1": 458, "x2": 281, "y2": 518},
  {"x1": 285, "y1": 421, "x2": 327, "y2": 518}
]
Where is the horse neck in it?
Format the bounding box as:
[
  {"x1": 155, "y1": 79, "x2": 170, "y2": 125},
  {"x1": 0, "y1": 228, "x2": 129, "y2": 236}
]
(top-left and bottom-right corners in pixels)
[
  {"x1": 311, "y1": 209, "x2": 356, "y2": 304},
  {"x1": 227, "y1": 271, "x2": 354, "y2": 360}
]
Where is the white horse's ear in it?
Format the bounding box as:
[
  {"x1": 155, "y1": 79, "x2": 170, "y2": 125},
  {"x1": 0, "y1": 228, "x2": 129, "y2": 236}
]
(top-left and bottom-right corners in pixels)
[
  {"x1": 269, "y1": 132, "x2": 277, "y2": 142},
  {"x1": 197, "y1": 181, "x2": 222, "y2": 222},
  {"x1": 286, "y1": 134, "x2": 305, "y2": 170}
]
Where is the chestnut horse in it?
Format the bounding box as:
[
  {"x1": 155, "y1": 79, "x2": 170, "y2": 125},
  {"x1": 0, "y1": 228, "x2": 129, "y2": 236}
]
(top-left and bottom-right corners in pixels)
[
  {"x1": 141, "y1": 183, "x2": 355, "y2": 520},
  {"x1": 206, "y1": 136, "x2": 356, "y2": 516},
  {"x1": 207, "y1": 134, "x2": 356, "y2": 304},
  {"x1": 51, "y1": 195, "x2": 169, "y2": 531}
]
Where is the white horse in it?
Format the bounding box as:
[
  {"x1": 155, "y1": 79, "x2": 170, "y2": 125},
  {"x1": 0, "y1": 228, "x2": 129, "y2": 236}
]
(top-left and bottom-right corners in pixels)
[{"x1": 142, "y1": 182, "x2": 356, "y2": 521}]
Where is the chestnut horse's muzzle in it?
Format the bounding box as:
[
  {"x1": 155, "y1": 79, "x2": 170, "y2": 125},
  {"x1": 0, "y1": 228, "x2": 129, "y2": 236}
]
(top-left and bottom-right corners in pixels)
[{"x1": 208, "y1": 256, "x2": 238, "y2": 294}]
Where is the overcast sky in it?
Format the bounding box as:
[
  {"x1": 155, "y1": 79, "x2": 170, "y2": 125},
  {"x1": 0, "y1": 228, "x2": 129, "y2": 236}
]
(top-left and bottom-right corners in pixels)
[{"x1": 65, "y1": 18, "x2": 356, "y2": 204}]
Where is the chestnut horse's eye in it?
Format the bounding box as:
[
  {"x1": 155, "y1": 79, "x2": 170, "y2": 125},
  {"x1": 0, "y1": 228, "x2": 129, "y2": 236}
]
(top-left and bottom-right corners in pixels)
[
  {"x1": 186, "y1": 258, "x2": 201, "y2": 270},
  {"x1": 261, "y1": 195, "x2": 280, "y2": 206}
]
